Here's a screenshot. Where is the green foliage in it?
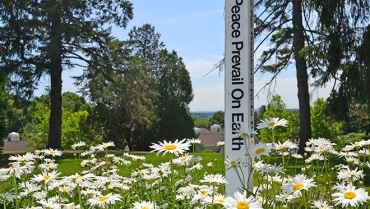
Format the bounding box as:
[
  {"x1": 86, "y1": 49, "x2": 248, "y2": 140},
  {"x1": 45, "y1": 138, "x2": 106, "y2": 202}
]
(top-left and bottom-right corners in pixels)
[
  {"x1": 0, "y1": 72, "x2": 9, "y2": 140},
  {"x1": 21, "y1": 93, "x2": 93, "y2": 149},
  {"x1": 22, "y1": 96, "x2": 51, "y2": 149},
  {"x1": 342, "y1": 103, "x2": 370, "y2": 134},
  {"x1": 209, "y1": 111, "x2": 224, "y2": 127},
  {"x1": 86, "y1": 53, "x2": 158, "y2": 150},
  {"x1": 201, "y1": 149, "x2": 214, "y2": 153},
  {"x1": 311, "y1": 98, "x2": 343, "y2": 139},
  {"x1": 334, "y1": 132, "x2": 367, "y2": 148},
  {"x1": 258, "y1": 95, "x2": 299, "y2": 142},
  {"x1": 193, "y1": 117, "x2": 210, "y2": 128},
  {"x1": 83, "y1": 24, "x2": 194, "y2": 151},
  {"x1": 126, "y1": 24, "x2": 195, "y2": 149},
  {"x1": 61, "y1": 110, "x2": 89, "y2": 149}
]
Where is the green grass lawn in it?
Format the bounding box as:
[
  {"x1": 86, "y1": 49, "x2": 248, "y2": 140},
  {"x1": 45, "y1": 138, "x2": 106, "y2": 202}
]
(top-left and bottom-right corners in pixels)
[{"x1": 0, "y1": 151, "x2": 225, "y2": 176}]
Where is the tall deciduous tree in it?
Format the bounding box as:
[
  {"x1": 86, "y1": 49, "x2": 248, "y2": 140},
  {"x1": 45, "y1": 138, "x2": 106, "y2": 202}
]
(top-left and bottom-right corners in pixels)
[
  {"x1": 0, "y1": 0, "x2": 133, "y2": 149},
  {"x1": 254, "y1": 0, "x2": 369, "y2": 153},
  {"x1": 313, "y1": 2, "x2": 370, "y2": 121},
  {"x1": 0, "y1": 71, "x2": 9, "y2": 140},
  {"x1": 127, "y1": 24, "x2": 195, "y2": 146},
  {"x1": 255, "y1": 0, "x2": 311, "y2": 153},
  {"x1": 84, "y1": 39, "x2": 158, "y2": 150}
]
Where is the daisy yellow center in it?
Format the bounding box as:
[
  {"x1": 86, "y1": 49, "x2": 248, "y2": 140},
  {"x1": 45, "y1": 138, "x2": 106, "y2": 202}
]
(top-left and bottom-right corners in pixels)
[
  {"x1": 141, "y1": 207, "x2": 149, "y2": 209},
  {"x1": 293, "y1": 183, "x2": 304, "y2": 191},
  {"x1": 43, "y1": 175, "x2": 51, "y2": 180},
  {"x1": 98, "y1": 196, "x2": 109, "y2": 202},
  {"x1": 163, "y1": 144, "x2": 177, "y2": 150},
  {"x1": 236, "y1": 201, "x2": 249, "y2": 209},
  {"x1": 268, "y1": 121, "x2": 278, "y2": 127},
  {"x1": 45, "y1": 164, "x2": 50, "y2": 168},
  {"x1": 200, "y1": 190, "x2": 209, "y2": 196},
  {"x1": 343, "y1": 191, "x2": 356, "y2": 199},
  {"x1": 180, "y1": 157, "x2": 187, "y2": 161},
  {"x1": 50, "y1": 151, "x2": 56, "y2": 155},
  {"x1": 319, "y1": 146, "x2": 325, "y2": 151},
  {"x1": 216, "y1": 199, "x2": 225, "y2": 204},
  {"x1": 230, "y1": 160, "x2": 237, "y2": 166},
  {"x1": 282, "y1": 194, "x2": 289, "y2": 199},
  {"x1": 353, "y1": 142, "x2": 360, "y2": 147},
  {"x1": 255, "y1": 148, "x2": 265, "y2": 155}
]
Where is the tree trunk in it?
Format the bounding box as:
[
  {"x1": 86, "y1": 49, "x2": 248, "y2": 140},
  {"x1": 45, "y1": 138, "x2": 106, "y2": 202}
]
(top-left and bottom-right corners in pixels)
[
  {"x1": 293, "y1": 0, "x2": 311, "y2": 154},
  {"x1": 47, "y1": 5, "x2": 63, "y2": 150}
]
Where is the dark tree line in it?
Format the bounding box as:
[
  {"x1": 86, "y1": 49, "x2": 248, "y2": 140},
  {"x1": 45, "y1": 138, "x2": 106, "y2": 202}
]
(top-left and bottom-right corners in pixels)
[{"x1": 0, "y1": 1, "x2": 194, "y2": 150}]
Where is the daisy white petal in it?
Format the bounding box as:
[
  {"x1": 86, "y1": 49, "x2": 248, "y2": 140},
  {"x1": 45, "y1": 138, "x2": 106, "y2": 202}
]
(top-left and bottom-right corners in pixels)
[
  {"x1": 332, "y1": 183, "x2": 369, "y2": 207},
  {"x1": 150, "y1": 139, "x2": 190, "y2": 156}
]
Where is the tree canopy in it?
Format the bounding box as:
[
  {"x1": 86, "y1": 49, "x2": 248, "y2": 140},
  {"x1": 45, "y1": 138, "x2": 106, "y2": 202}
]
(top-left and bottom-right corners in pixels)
[
  {"x1": 254, "y1": 0, "x2": 370, "y2": 152},
  {"x1": 0, "y1": 0, "x2": 134, "y2": 149}
]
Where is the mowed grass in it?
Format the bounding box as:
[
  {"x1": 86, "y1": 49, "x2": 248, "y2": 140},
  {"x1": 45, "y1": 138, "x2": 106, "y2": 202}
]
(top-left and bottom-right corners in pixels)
[
  {"x1": 0, "y1": 151, "x2": 225, "y2": 177},
  {"x1": 2, "y1": 151, "x2": 368, "y2": 190}
]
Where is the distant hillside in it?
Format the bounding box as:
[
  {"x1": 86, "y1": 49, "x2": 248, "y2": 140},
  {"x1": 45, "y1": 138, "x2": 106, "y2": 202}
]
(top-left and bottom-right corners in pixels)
[
  {"x1": 191, "y1": 111, "x2": 216, "y2": 118},
  {"x1": 191, "y1": 109, "x2": 299, "y2": 118}
]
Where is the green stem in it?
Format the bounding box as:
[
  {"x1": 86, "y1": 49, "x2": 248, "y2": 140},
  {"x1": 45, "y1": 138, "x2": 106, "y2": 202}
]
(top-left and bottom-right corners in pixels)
[
  {"x1": 12, "y1": 175, "x2": 19, "y2": 209},
  {"x1": 170, "y1": 157, "x2": 176, "y2": 207},
  {"x1": 234, "y1": 166, "x2": 245, "y2": 189},
  {"x1": 77, "y1": 184, "x2": 83, "y2": 209}
]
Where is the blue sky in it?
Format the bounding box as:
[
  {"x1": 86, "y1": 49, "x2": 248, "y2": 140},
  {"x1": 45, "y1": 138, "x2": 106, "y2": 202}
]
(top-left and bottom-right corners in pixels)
[{"x1": 39, "y1": 0, "x2": 332, "y2": 112}]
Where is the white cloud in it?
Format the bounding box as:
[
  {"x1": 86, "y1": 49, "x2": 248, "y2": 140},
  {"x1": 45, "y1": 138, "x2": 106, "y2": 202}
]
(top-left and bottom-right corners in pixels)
[
  {"x1": 190, "y1": 83, "x2": 224, "y2": 112},
  {"x1": 185, "y1": 57, "x2": 223, "y2": 79},
  {"x1": 188, "y1": 63, "x2": 333, "y2": 112}
]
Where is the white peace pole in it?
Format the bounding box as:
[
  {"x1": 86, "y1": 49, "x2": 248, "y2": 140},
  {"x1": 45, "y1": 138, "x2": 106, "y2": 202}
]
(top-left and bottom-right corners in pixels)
[{"x1": 224, "y1": 0, "x2": 254, "y2": 196}]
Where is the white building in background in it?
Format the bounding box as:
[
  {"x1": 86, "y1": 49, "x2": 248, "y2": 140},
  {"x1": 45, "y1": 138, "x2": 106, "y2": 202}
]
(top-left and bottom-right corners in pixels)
[{"x1": 8, "y1": 132, "x2": 20, "y2": 141}]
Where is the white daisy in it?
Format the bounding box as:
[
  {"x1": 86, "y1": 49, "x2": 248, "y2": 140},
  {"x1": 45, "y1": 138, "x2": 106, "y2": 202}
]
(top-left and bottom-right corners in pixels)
[
  {"x1": 39, "y1": 161, "x2": 58, "y2": 171},
  {"x1": 234, "y1": 127, "x2": 258, "y2": 139},
  {"x1": 31, "y1": 170, "x2": 60, "y2": 183},
  {"x1": 275, "y1": 192, "x2": 296, "y2": 203},
  {"x1": 202, "y1": 194, "x2": 234, "y2": 208},
  {"x1": 19, "y1": 181, "x2": 41, "y2": 197},
  {"x1": 225, "y1": 156, "x2": 241, "y2": 169},
  {"x1": 150, "y1": 139, "x2": 190, "y2": 156},
  {"x1": 332, "y1": 183, "x2": 369, "y2": 207},
  {"x1": 44, "y1": 148, "x2": 62, "y2": 157},
  {"x1": 173, "y1": 154, "x2": 194, "y2": 166},
  {"x1": 8, "y1": 152, "x2": 35, "y2": 162},
  {"x1": 230, "y1": 190, "x2": 263, "y2": 209},
  {"x1": 337, "y1": 167, "x2": 364, "y2": 183},
  {"x1": 132, "y1": 201, "x2": 158, "y2": 209},
  {"x1": 256, "y1": 117, "x2": 288, "y2": 129},
  {"x1": 38, "y1": 199, "x2": 61, "y2": 209},
  {"x1": 282, "y1": 174, "x2": 316, "y2": 197},
  {"x1": 99, "y1": 141, "x2": 115, "y2": 150},
  {"x1": 200, "y1": 173, "x2": 228, "y2": 185},
  {"x1": 71, "y1": 141, "x2": 86, "y2": 150},
  {"x1": 187, "y1": 138, "x2": 201, "y2": 144},
  {"x1": 274, "y1": 140, "x2": 298, "y2": 151},
  {"x1": 311, "y1": 199, "x2": 333, "y2": 209},
  {"x1": 87, "y1": 193, "x2": 121, "y2": 207},
  {"x1": 248, "y1": 143, "x2": 271, "y2": 159},
  {"x1": 123, "y1": 153, "x2": 146, "y2": 161},
  {"x1": 217, "y1": 141, "x2": 225, "y2": 146}
]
